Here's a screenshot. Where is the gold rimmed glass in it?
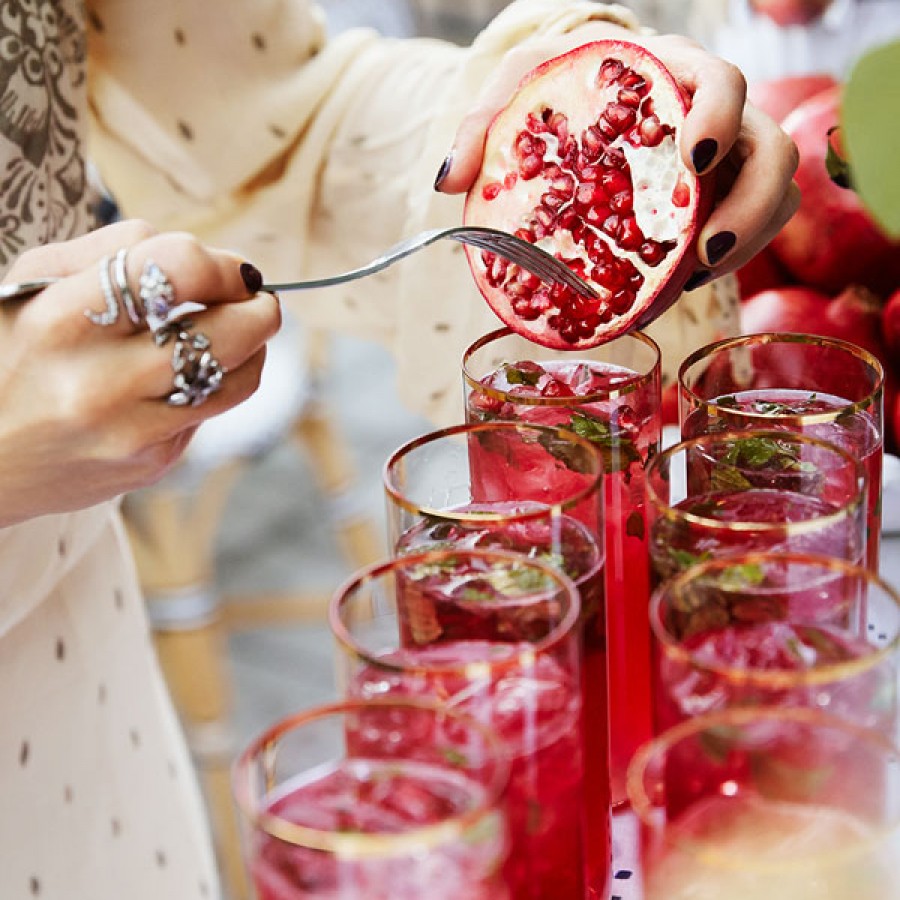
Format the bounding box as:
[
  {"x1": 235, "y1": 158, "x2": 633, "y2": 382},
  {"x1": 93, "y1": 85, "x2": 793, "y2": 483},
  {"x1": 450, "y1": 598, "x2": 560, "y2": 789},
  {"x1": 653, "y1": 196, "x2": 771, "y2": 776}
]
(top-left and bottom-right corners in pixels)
[
  {"x1": 628, "y1": 706, "x2": 900, "y2": 900},
  {"x1": 232, "y1": 697, "x2": 510, "y2": 899},
  {"x1": 646, "y1": 429, "x2": 868, "y2": 586},
  {"x1": 329, "y1": 548, "x2": 585, "y2": 900},
  {"x1": 462, "y1": 327, "x2": 662, "y2": 811},
  {"x1": 650, "y1": 551, "x2": 900, "y2": 738},
  {"x1": 679, "y1": 332, "x2": 884, "y2": 571},
  {"x1": 382, "y1": 423, "x2": 608, "y2": 895}
]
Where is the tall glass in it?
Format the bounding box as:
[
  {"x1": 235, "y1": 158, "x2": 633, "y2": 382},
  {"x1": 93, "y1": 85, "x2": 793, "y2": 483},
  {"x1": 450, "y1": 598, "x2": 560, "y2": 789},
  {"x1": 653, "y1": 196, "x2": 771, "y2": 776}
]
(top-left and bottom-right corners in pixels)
[
  {"x1": 382, "y1": 422, "x2": 608, "y2": 896},
  {"x1": 463, "y1": 327, "x2": 662, "y2": 812},
  {"x1": 330, "y1": 549, "x2": 584, "y2": 900},
  {"x1": 646, "y1": 430, "x2": 868, "y2": 585},
  {"x1": 679, "y1": 332, "x2": 884, "y2": 571},
  {"x1": 232, "y1": 698, "x2": 510, "y2": 900},
  {"x1": 629, "y1": 707, "x2": 900, "y2": 900},
  {"x1": 651, "y1": 551, "x2": 900, "y2": 738}
]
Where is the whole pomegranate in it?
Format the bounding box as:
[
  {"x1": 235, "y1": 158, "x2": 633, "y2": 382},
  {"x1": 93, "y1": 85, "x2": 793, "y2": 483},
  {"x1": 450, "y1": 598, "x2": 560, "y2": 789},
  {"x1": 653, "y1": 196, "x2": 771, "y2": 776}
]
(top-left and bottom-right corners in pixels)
[
  {"x1": 735, "y1": 247, "x2": 791, "y2": 301},
  {"x1": 882, "y1": 289, "x2": 900, "y2": 356},
  {"x1": 749, "y1": 0, "x2": 833, "y2": 26},
  {"x1": 742, "y1": 284, "x2": 896, "y2": 442},
  {"x1": 747, "y1": 73, "x2": 837, "y2": 124},
  {"x1": 771, "y1": 86, "x2": 900, "y2": 295},
  {"x1": 465, "y1": 41, "x2": 710, "y2": 349}
]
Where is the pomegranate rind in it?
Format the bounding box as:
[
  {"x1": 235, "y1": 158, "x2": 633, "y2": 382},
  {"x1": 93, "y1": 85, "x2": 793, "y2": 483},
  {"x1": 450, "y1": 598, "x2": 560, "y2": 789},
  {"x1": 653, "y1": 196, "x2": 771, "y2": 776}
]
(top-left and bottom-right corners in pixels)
[{"x1": 465, "y1": 40, "x2": 706, "y2": 350}]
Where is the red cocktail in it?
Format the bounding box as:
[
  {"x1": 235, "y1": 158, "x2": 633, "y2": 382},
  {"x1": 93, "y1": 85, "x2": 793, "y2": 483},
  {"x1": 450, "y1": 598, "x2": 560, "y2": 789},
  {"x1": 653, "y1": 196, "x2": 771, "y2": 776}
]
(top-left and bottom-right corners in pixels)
[
  {"x1": 629, "y1": 708, "x2": 900, "y2": 900},
  {"x1": 650, "y1": 552, "x2": 900, "y2": 739},
  {"x1": 383, "y1": 422, "x2": 609, "y2": 896},
  {"x1": 679, "y1": 333, "x2": 884, "y2": 571},
  {"x1": 331, "y1": 549, "x2": 585, "y2": 900},
  {"x1": 233, "y1": 699, "x2": 510, "y2": 900},
  {"x1": 464, "y1": 327, "x2": 661, "y2": 822},
  {"x1": 646, "y1": 430, "x2": 868, "y2": 585}
]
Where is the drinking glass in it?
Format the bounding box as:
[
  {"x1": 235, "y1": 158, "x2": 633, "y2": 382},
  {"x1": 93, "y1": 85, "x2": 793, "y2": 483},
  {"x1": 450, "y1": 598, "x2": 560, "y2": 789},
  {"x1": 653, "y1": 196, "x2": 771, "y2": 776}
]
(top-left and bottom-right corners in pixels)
[
  {"x1": 679, "y1": 332, "x2": 884, "y2": 571},
  {"x1": 646, "y1": 429, "x2": 868, "y2": 585},
  {"x1": 232, "y1": 697, "x2": 510, "y2": 900},
  {"x1": 463, "y1": 326, "x2": 662, "y2": 810},
  {"x1": 629, "y1": 706, "x2": 900, "y2": 900},
  {"x1": 330, "y1": 548, "x2": 584, "y2": 900},
  {"x1": 650, "y1": 551, "x2": 900, "y2": 738}
]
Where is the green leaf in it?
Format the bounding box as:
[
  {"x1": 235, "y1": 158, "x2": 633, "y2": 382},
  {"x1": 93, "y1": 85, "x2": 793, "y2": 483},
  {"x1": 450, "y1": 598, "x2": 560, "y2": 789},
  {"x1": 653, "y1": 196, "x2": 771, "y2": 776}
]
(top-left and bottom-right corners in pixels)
[
  {"x1": 710, "y1": 463, "x2": 753, "y2": 493},
  {"x1": 502, "y1": 362, "x2": 542, "y2": 387},
  {"x1": 566, "y1": 412, "x2": 642, "y2": 474},
  {"x1": 718, "y1": 562, "x2": 764, "y2": 589},
  {"x1": 842, "y1": 39, "x2": 900, "y2": 238},
  {"x1": 668, "y1": 547, "x2": 711, "y2": 570},
  {"x1": 441, "y1": 747, "x2": 469, "y2": 768}
]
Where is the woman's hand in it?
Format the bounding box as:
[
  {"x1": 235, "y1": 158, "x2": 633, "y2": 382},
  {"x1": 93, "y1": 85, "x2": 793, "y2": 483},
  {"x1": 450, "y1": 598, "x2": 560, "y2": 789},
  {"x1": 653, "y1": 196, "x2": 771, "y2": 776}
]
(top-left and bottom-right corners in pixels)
[
  {"x1": 436, "y1": 23, "x2": 800, "y2": 286},
  {"x1": 0, "y1": 219, "x2": 280, "y2": 527}
]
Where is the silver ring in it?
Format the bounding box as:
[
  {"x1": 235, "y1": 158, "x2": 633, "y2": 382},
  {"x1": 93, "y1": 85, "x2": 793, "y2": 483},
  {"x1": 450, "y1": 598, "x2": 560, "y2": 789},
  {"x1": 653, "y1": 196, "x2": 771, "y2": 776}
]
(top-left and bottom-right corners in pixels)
[
  {"x1": 139, "y1": 259, "x2": 177, "y2": 331},
  {"x1": 85, "y1": 254, "x2": 120, "y2": 326},
  {"x1": 113, "y1": 248, "x2": 142, "y2": 327},
  {"x1": 155, "y1": 319, "x2": 224, "y2": 407}
]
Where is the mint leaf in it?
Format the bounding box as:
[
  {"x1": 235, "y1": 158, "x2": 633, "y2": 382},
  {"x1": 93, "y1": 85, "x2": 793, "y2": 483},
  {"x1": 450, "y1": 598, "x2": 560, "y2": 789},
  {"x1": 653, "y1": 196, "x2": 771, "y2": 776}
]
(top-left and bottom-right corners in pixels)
[
  {"x1": 566, "y1": 412, "x2": 642, "y2": 474},
  {"x1": 719, "y1": 562, "x2": 765, "y2": 589},
  {"x1": 710, "y1": 463, "x2": 753, "y2": 493},
  {"x1": 502, "y1": 362, "x2": 542, "y2": 386},
  {"x1": 668, "y1": 547, "x2": 711, "y2": 570}
]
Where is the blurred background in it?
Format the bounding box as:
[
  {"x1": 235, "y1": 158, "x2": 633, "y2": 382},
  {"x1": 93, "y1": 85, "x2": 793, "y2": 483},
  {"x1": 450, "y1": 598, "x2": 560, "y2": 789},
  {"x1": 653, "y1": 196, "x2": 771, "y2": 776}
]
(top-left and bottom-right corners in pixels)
[{"x1": 119, "y1": 1, "x2": 900, "y2": 896}]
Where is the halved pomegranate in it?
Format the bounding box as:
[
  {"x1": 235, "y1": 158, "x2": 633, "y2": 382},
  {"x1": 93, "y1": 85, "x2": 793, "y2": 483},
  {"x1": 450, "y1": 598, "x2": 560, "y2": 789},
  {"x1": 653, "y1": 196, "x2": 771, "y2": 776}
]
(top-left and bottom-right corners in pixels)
[{"x1": 465, "y1": 40, "x2": 710, "y2": 350}]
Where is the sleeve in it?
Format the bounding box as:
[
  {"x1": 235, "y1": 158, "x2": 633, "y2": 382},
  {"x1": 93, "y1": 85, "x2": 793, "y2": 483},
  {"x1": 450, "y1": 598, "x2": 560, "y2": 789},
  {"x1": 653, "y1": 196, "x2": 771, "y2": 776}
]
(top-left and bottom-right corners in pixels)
[{"x1": 87, "y1": 0, "x2": 737, "y2": 426}]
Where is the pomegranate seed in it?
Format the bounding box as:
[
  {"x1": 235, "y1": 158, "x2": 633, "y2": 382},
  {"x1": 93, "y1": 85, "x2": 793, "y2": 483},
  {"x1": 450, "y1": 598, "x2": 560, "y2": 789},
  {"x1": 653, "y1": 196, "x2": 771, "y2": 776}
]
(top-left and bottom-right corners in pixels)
[
  {"x1": 535, "y1": 205, "x2": 555, "y2": 228},
  {"x1": 604, "y1": 103, "x2": 637, "y2": 134},
  {"x1": 576, "y1": 182, "x2": 602, "y2": 208},
  {"x1": 609, "y1": 190, "x2": 633, "y2": 214},
  {"x1": 602, "y1": 214, "x2": 621, "y2": 237},
  {"x1": 525, "y1": 113, "x2": 548, "y2": 134},
  {"x1": 503, "y1": 172, "x2": 518, "y2": 191},
  {"x1": 541, "y1": 379, "x2": 575, "y2": 398},
  {"x1": 621, "y1": 70, "x2": 648, "y2": 93},
  {"x1": 520, "y1": 153, "x2": 545, "y2": 180},
  {"x1": 513, "y1": 298, "x2": 542, "y2": 321},
  {"x1": 489, "y1": 255, "x2": 509, "y2": 285},
  {"x1": 557, "y1": 207, "x2": 580, "y2": 231},
  {"x1": 609, "y1": 289, "x2": 634, "y2": 315},
  {"x1": 550, "y1": 173, "x2": 576, "y2": 198},
  {"x1": 597, "y1": 58, "x2": 625, "y2": 85},
  {"x1": 543, "y1": 191, "x2": 565, "y2": 211},
  {"x1": 514, "y1": 227, "x2": 535, "y2": 243},
  {"x1": 617, "y1": 215, "x2": 644, "y2": 251},
  {"x1": 601, "y1": 168, "x2": 631, "y2": 196},
  {"x1": 482, "y1": 182, "x2": 502, "y2": 201},
  {"x1": 638, "y1": 116, "x2": 666, "y2": 147},
  {"x1": 639, "y1": 240, "x2": 667, "y2": 266},
  {"x1": 581, "y1": 125, "x2": 607, "y2": 159},
  {"x1": 518, "y1": 270, "x2": 541, "y2": 290},
  {"x1": 481, "y1": 250, "x2": 495, "y2": 267},
  {"x1": 618, "y1": 87, "x2": 642, "y2": 108},
  {"x1": 641, "y1": 96, "x2": 655, "y2": 117},
  {"x1": 597, "y1": 117, "x2": 618, "y2": 139},
  {"x1": 613, "y1": 405, "x2": 638, "y2": 431},
  {"x1": 578, "y1": 163, "x2": 601, "y2": 182},
  {"x1": 585, "y1": 205, "x2": 609, "y2": 225},
  {"x1": 547, "y1": 111, "x2": 569, "y2": 141},
  {"x1": 602, "y1": 147, "x2": 627, "y2": 169},
  {"x1": 672, "y1": 179, "x2": 691, "y2": 208}
]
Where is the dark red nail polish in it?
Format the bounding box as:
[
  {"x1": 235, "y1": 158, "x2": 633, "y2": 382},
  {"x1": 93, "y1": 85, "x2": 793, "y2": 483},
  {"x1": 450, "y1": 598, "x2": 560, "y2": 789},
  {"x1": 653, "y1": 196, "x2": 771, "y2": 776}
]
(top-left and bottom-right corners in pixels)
[
  {"x1": 240, "y1": 262, "x2": 263, "y2": 293},
  {"x1": 684, "y1": 269, "x2": 712, "y2": 292},
  {"x1": 691, "y1": 138, "x2": 718, "y2": 174},
  {"x1": 706, "y1": 231, "x2": 736, "y2": 266},
  {"x1": 433, "y1": 153, "x2": 453, "y2": 191}
]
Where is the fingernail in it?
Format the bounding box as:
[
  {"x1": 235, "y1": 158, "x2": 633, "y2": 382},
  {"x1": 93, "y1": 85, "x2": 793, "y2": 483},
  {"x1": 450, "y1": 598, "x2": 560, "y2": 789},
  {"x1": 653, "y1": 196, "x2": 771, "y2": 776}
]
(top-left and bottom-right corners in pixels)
[
  {"x1": 684, "y1": 269, "x2": 712, "y2": 292},
  {"x1": 433, "y1": 153, "x2": 453, "y2": 191},
  {"x1": 706, "y1": 231, "x2": 736, "y2": 266},
  {"x1": 691, "y1": 138, "x2": 718, "y2": 174},
  {"x1": 240, "y1": 262, "x2": 263, "y2": 293}
]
